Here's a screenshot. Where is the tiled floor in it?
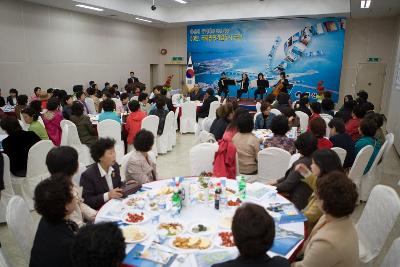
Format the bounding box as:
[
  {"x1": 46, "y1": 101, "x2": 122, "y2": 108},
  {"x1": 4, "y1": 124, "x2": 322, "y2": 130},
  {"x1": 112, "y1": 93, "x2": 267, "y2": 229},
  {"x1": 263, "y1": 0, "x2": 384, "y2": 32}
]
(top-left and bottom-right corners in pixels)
[{"x1": 1, "y1": 133, "x2": 399, "y2": 266}]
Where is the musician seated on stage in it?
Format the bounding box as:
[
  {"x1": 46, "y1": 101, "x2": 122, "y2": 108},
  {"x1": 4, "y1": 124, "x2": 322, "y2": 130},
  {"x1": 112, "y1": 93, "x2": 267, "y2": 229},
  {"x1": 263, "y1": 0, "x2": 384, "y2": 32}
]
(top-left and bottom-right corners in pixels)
[
  {"x1": 218, "y1": 72, "x2": 229, "y2": 99},
  {"x1": 272, "y1": 72, "x2": 289, "y2": 96},
  {"x1": 236, "y1": 73, "x2": 250, "y2": 101}
]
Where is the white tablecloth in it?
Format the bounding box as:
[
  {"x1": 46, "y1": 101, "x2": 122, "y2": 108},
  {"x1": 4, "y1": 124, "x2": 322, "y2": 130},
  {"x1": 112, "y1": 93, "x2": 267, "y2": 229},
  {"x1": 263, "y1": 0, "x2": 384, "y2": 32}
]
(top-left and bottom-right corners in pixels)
[
  {"x1": 173, "y1": 101, "x2": 203, "y2": 108},
  {"x1": 96, "y1": 178, "x2": 304, "y2": 266}
]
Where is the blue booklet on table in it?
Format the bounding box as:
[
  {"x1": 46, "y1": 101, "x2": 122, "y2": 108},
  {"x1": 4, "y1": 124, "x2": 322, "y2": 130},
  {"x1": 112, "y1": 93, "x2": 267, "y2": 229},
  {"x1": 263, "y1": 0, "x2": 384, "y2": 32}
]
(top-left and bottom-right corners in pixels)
[
  {"x1": 122, "y1": 244, "x2": 177, "y2": 267},
  {"x1": 267, "y1": 203, "x2": 307, "y2": 224},
  {"x1": 270, "y1": 226, "x2": 304, "y2": 256}
]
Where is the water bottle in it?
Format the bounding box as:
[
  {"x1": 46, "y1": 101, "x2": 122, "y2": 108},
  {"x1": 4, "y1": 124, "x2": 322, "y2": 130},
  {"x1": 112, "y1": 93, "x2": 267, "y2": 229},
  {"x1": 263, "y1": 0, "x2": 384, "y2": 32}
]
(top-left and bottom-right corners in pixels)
[
  {"x1": 214, "y1": 183, "x2": 222, "y2": 210},
  {"x1": 238, "y1": 176, "x2": 246, "y2": 200}
]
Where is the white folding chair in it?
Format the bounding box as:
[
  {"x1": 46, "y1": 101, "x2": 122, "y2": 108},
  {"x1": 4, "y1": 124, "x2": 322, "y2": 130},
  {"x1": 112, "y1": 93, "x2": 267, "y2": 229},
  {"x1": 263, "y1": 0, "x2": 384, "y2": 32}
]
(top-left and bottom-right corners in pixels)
[
  {"x1": 0, "y1": 154, "x2": 15, "y2": 223},
  {"x1": 171, "y1": 107, "x2": 179, "y2": 147},
  {"x1": 72, "y1": 162, "x2": 87, "y2": 186},
  {"x1": 256, "y1": 102, "x2": 261, "y2": 113},
  {"x1": 331, "y1": 147, "x2": 347, "y2": 166},
  {"x1": 0, "y1": 246, "x2": 12, "y2": 267},
  {"x1": 295, "y1": 111, "x2": 309, "y2": 133},
  {"x1": 180, "y1": 101, "x2": 196, "y2": 134},
  {"x1": 189, "y1": 143, "x2": 219, "y2": 176},
  {"x1": 60, "y1": 121, "x2": 93, "y2": 166},
  {"x1": 356, "y1": 185, "x2": 400, "y2": 266},
  {"x1": 18, "y1": 120, "x2": 28, "y2": 131},
  {"x1": 208, "y1": 101, "x2": 220, "y2": 121},
  {"x1": 322, "y1": 117, "x2": 331, "y2": 137},
  {"x1": 130, "y1": 96, "x2": 139, "y2": 101},
  {"x1": 380, "y1": 237, "x2": 400, "y2": 267},
  {"x1": 85, "y1": 97, "x2": 97, "y2": 115},
  {"x1": 194, "y1": 123, "x2": 201, "y2": 138},
  {"x1": 202, "y1": 117, "x2": 214, "y2": 133},
  {"x1": 120, "y1": 151, "x2": 134, "y2": 182},
  {"x1": 215, "y1": 95, "x2": 222, "y2": 103},
  {"x1": 97, "y1": 119, "x2": 124, "y2": 164},
  {"x1": 257, "y1": 147, "x2": 291, "y2": 183},
  {"x1": 288, "y1": 153, "x2": 301, "y2": 169},
  {"x1": 11, "y1": 140, "x2": 54, "y2": 210},
  {"x1": 348, "y1": 145, "x2": 373, "y2": 189},
  {"x1": 320, "y1": 113, "x2": 333, "y2": 121},
  {"x1": 382, "y1": 133, "x2": 394, "y2": 162},
  {"x1": 270, "y1": 109, "x2": 281, "y2": 116},
  {"x1": 6, "y1": 196, "x2": 35, "y2": 263},
  {"x1": 171, "y1": 94, "x2": 182, "y2": 105},
  {"x1": 112, "y1": 98, "x2": 123, "y2": 113},
  {"x1": 359, "y1": 140, "x2": 388, "y2": 202},
  {"x1": 141, "y1": 115, "x2": 159, "y2": 156},
  {"x1": 157, "y1": 111, "x2": 174, "y2": 154},
  {"x1": 254, "y1": 112, "x2": 261, "y2": 124}
]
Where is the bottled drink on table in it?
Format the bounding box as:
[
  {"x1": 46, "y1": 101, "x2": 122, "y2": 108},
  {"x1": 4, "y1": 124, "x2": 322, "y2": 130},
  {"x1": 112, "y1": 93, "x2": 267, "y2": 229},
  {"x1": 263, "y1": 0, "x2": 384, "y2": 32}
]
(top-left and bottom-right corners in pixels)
[
  {"x1": 214, "y1": 182, "x2": 222, "y2": 210},
  {"x1": 237, "y1": 176, "x2": 246, "y2": 200}
]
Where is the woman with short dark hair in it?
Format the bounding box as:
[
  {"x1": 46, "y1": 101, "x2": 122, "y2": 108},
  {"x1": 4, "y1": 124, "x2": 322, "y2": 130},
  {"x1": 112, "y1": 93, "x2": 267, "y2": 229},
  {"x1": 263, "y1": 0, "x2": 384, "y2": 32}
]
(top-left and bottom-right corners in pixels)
[
  {"x1": 328, "y1": 118, "x2": 356, "y2": 168},
  {"x1": 80, "y1": 138, "x2": 123, "y2": 210},
  {"x1": 355, "y1": 118, "x2": 381, "y2": 174},
  {"x1": 21, "y1": 107, "x2": 49, "y2": 140},
  {"x1": 264, "y1": 115, "x2": 296, "y2": 154},
  {"x1": 309, "y1": 117, "x2": 333, "y2": 149},
  {"x1": 15, "y1": 94, "x2": 28, "y2": 118},
  {"x1": 149, "y1": 96, "x2": 169, "y2": 135},
  {"x1": 210, "y1": 103, "x2": 234, "y2": 141},
  {"x1": 212, "y1": 203, "x2": 290, "y2": 267},
  {"x1": 6, "y1": 88, "x2": 18, "y2": 106},
  {"x1": 69, "y1": 101, "x2": 97, "y2": 147},
  {"x1": 30, "y1": 175, "x2": 78, "y2": 267},
  {"x1": 42, "y1": 97, "x2": 63, "y2": 146},
  {"x1": 98, "y1": 99, "x2": 121, "y2": 123},
  {"x1": 293, "y1": 171, "x2": 359, "y2": 267},
  {"x1": 254, "y1": 101, "x2": 275, "y2": 130},
  {"x1": 126, "y1": 129, "x2": 158, "y2": 185},
  {"x1": 125, "y1": 100, "x2": 146, "y2": 148}
]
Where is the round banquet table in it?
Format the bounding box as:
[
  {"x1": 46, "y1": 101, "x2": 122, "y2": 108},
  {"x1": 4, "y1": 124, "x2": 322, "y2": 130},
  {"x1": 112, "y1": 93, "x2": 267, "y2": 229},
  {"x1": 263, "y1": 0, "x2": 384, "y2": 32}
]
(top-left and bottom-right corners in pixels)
[{"x1": 95, "y1": 177, "x2": 305, "y2": 266}]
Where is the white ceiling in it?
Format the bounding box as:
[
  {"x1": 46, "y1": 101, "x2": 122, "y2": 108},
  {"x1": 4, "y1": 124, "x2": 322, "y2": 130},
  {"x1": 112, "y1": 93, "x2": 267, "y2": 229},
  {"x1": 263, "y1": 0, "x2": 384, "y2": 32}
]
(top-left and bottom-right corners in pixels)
[{"x1": 22, "y1": 0, "x2": 400, "y2": 28}]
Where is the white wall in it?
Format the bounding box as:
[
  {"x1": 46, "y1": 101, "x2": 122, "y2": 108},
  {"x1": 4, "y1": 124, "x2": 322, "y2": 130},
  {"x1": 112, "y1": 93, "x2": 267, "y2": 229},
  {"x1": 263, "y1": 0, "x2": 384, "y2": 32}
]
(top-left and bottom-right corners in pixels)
[{"x1": 0, "y1": 0, "x2": 160, "y2": 95}]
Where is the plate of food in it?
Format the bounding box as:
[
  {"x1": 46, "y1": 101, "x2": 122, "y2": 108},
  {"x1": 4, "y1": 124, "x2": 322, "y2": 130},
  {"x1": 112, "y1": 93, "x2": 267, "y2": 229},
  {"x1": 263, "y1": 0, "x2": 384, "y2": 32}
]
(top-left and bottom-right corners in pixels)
[
  {"x1": 218, "y1": 215, "x2": 233, "y2": 229},
  {"x1": 122, "y1": 196, "x2": 146, "y2": 209},
  {"x1": 196, "y1": 191, "x2": 214, "y2": 202},
  {"x1": 157, "y1": 222, "x2": 185, "y2": 236},
  {"x1": 225, "y1": 187, "x2": 236, "y2": 196},
  {"x1": 215, "y1": 231, "x2": 235, "y2": 249},
  {"x1": 170, "y1": 235, "x2": 213, "y2": 251},
  {"x1": 157, "y1": 186, "x2": 174, "y2": 196},
  {"x1": 227, "y1": 197, "x2": 242, "y2": 208},
  {"x1": 121, "y1": 225, "x2": 149, "y2": 243},
  {"x1": 121, "y1": 210, "x2": 150, "y2": 225},
  {"x1": 188, "y1": 222, "x2": 215, "y2": 235}
]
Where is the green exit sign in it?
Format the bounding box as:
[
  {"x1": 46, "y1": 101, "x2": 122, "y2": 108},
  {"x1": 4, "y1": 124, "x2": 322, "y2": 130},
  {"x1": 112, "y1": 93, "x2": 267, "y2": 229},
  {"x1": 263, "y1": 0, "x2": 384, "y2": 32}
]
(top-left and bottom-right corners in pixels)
[
  {"x1": 368, "y1": 57, "x2": 380, "y2": 62},
  {"x1": 172, "y1": 57, "x2": 183, "y2": 61}
]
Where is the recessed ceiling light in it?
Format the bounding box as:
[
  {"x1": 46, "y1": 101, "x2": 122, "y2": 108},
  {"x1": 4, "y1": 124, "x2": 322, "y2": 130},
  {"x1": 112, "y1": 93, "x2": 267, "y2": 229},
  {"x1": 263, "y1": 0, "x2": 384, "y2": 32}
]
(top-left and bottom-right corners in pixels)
[
  {"x1": 174, "y1": 0, "x2": 187, "y2": 4},
  {"x1": 135, "y1": 17, "x2": 152, "y2": 23},
  {"x1": 76, "y1": 4, "x2": 104, "y2": 11},
  {"x1": 360, "y1": 0, "x2": 371, "y2": 8}
]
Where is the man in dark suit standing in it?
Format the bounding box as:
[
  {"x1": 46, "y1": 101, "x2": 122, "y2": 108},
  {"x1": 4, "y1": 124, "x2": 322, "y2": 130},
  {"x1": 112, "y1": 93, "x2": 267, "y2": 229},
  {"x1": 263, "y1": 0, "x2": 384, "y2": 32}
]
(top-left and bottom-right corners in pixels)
[
  {"x1": 197, "y1": 88, "x2": 218, "y2": 120},
  {"x1": 80, "y1": 138, "x2": 123, "y2": 210}
]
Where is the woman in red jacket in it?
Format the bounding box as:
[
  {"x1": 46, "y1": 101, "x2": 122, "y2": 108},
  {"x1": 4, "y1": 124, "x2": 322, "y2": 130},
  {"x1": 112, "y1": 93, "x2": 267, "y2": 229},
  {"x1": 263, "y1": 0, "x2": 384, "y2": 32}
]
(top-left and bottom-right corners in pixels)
[
  {"x1": 125, "y1": 100, "x2": 146, "y2": 151},
  {"x1": 309, "y1": 117, "x2": 333, "y2": 149}
]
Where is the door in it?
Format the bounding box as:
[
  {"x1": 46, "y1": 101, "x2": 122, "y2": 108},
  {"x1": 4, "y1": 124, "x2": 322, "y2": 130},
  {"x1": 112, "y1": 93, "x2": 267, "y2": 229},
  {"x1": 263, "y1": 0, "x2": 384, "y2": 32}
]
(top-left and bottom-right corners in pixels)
[
  {"x1": 150, "y1": 64, "x2": 159, "y2": 91},
  {"x1": 164, "y1": 64, "x2": 186, "y2": 89},
  {"x1": 355, "y1": 63, "x2": 386, "y2": 112}
]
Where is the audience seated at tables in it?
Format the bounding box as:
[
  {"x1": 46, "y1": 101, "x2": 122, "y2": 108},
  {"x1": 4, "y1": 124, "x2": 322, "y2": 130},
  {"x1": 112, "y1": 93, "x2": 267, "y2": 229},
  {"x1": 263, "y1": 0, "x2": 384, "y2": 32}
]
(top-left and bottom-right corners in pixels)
[
  {"x1": 210, "y1": 103, "x2": 234, "y2": 141},
  {"x1": 6, "y1": 88, "x2": 18, "y2": 106},
  {"x1": 149, "y1": 96, "x2": 169, "y2": 135},
  {"x1": 61, "y1": 95, "x2": 73, "y2": 120},
  {"x1": 355, "y1": 118, "x2": 382, "y2": 174},
  {"x1": 30, "y1": 175, "x2": 78, "y2": 267},
  {"x1": 365, "y1": 112, "x2": 385, "y2": 145},
  {"x1": 0, "y1": 88, "x2": 5, "y2": 107},
  {"x1": 295, "y1": 149, "x2": 344, "y2": 230},
  {"x1": 125, "y1": 100, "x2": 146, "y2": 149},
  {"x1": 87, "y1": 87, "x2": 100, "y2": 113},
  {"x1": 30, "y1": 87, "x2": 41, "y2": 102},
  {"x1": 160, "y1": 88, "x2": 174, "y2": 111},
  {"x1": 345, "y1": 105, "x2": 366, "y2": 142},
  {"x1": 308, "y1": 102, "x2": 321, "y2": 125},
  {"x1": 197, "y1": 88, "x2": 218, "y2": 120},
  {"x1": 293, "y1": 171, "x2": 359, "y2": 267},
  {"x1": 21, "y1": 108, "x2": 49, "y2": 140},
  {"x1": 264, "y1": 115, "x2": 296, "y2": 154},
  {"x1": 275, "y1": 92, "x2": 291, "y2": 113},
  {"x1": 80, "y1": 138, "x2": 124, "y2": 210},
  {"x1": 72, "y1": 223, "x2": 126, "y2": 267},
  {"x1": 76, "y1": 91, "x2": 89, "y2": 115},
  {"x1": 42, "y1": 98, "x2": 63, "y2": 146},
  {"x1": 138, "y1": 92, "x2": 151, "y2": 114},
  {"x1": 335, "y1": 98, "x2": 355, "y2": 123},
  {"x1": 321, "y1": 98, "x2": 335, "y2": 117},
  {"x1": 46, "y1": 146, "x2": 97, "y2": 227},
  {"x1": 14, "y1": 94, "x2": 28, "y2": 119},
  {"x1": 120, "y1": 93, "x2": 130, "y2": 113},
  {"x1": 270, "y1": 132, "x2": 317, "y2": 210},
  {"x1": 254, "y1": 102, "x2": 275, "y2": 130},
  {"x1": 70, "y1": 101, "x2": 97, "y2": 147},
  {"x1": 328, "y1": 118, "x2": 356, "y2": 169},
  {"x1": 310, "y1": 117, "x2": 333, "y2": 149},
  {"x1": 126, "y1": 129, "x2": 158, "y2": 185},
  {"x1": 98, "y1": 99, "x2": 121, "y2": 124},
  {"x1": 294, "y1": 97, "x2": 312, "y2": 117},
  {"x1": 212, "y1": 203, "x2": 290, "y2": 267},
  {"x1": 281, "y1": 107, "x2": 300, "y2": 129},
  {"x1": 232, "y1": 112, "x2": 260, "y2": 175},
  {"x1": 0, "y1": 116, "x2": 41, "y2": 177},
  {"x1": 189, "y1": 84, "x2": 205, "y2": 102}
]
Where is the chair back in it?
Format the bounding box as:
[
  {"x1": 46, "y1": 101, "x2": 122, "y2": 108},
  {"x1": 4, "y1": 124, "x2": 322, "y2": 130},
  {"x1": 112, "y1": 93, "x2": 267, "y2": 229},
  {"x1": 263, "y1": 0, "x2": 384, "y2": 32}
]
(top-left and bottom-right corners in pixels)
[
  {"x1": 2, "y1": 154, "x2": 14, "y2": 195},
  {"x1": 331, "y1": 147, "x2": 347, "y2": 166},
  {"x1": 37, "y1": 116, "x2": 45, "y2": 127},
  {"x1": 366, "y1": 140, "x2": 387, "y2": 176},
  {"x1": 348, "y1": 145, "x2": 373, "y2": 184},
  {"x1": 254, "y1": 112, "x2": 261, "y2": 124},
  {"x1": 141, "y1": 115, "x2": 159, "y2": 138},
  {"x1": 322, "y1": 117, "x2": 331, "y2": 137},
  {"x1": 270, "y1": 109, "x2": 281, "y2": 116},
  {"x1": 202, "y1": 117, "x2": 214, "y2": 133},
  {"x1": 6, "y1": 196, "x2": 35, "y2": 262},
  {"x1": 256, "y1": 102, "x2": 261, "y2": 113},
  {"x1": 171, "y1": 94, "x2": 181, "y2": 105},
  {"x1": 120, "y1": 151, "x2": 134, "y2": 182},
  {"x1": 320, "y1": 113, "x2": 333, "y2": 121},
  {"x1": 97, "y1": 119, "x2": 122, "y2": 143},
  {"x1": 356, "y1": 185, "x2": 400, "y2": 264},
  {"x1": 174, "y1": 107, "x2": 180, "y2": 130},
  {"x1": 130, "y1": 96, "x2": 139, "y2": 101},
  {"x1": 61, "y1": 121, "x2": 83, "y2": 146},
  {"x1": 382, "y1": 133, "x2": 394, "y2": 162},
  {"x1": 180, "y1": 101, "x2": 196, "y2": 133},
  {"x1": 26, "y1": 140, "x2": 54, "y2": 178},
  {"x1": 215, "y1": 95, "x2": 222, "y2": 103},
  {"x1": 189, "y1": 143, "x2": 219, "y2": 176},
  {"x1": 258, "y1": 147, "x2": 291, "y2": 183},
  {"x1": 380, "y1": 237, "x2": 400, "y2": 267},
  {"x1": 0, "y1": 246, "x2": 12, "y2": 267},
  {"x1": 208, "y1": 101, "x2": 220, "y2": 121},
  {"x1": 288, "y1": 153, "x2": 301, "y2": 169},
  {"x1": 85, "y1": 97, "x2": 97, "y2": 115},
  {"x1": 295, "y1": 111, "x2": 309, "y2": 133},
  {"x1": 162, "y1": 111, "x2": 175, "y2": 137}
]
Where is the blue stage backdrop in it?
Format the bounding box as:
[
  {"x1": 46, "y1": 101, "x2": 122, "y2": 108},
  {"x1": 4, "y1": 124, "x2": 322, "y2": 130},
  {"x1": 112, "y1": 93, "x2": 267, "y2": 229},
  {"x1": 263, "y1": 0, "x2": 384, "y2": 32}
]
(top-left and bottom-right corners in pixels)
[{"x1": 187, "y1": 18, "x2": 346, "y2": 103}]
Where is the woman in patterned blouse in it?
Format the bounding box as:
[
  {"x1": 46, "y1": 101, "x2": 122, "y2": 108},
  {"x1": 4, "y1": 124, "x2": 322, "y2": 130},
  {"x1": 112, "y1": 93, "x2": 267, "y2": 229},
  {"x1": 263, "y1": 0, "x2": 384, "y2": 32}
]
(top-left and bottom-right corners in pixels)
[{"x1": 263, "y1": 115, "x2": 296, "y2": 154}]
